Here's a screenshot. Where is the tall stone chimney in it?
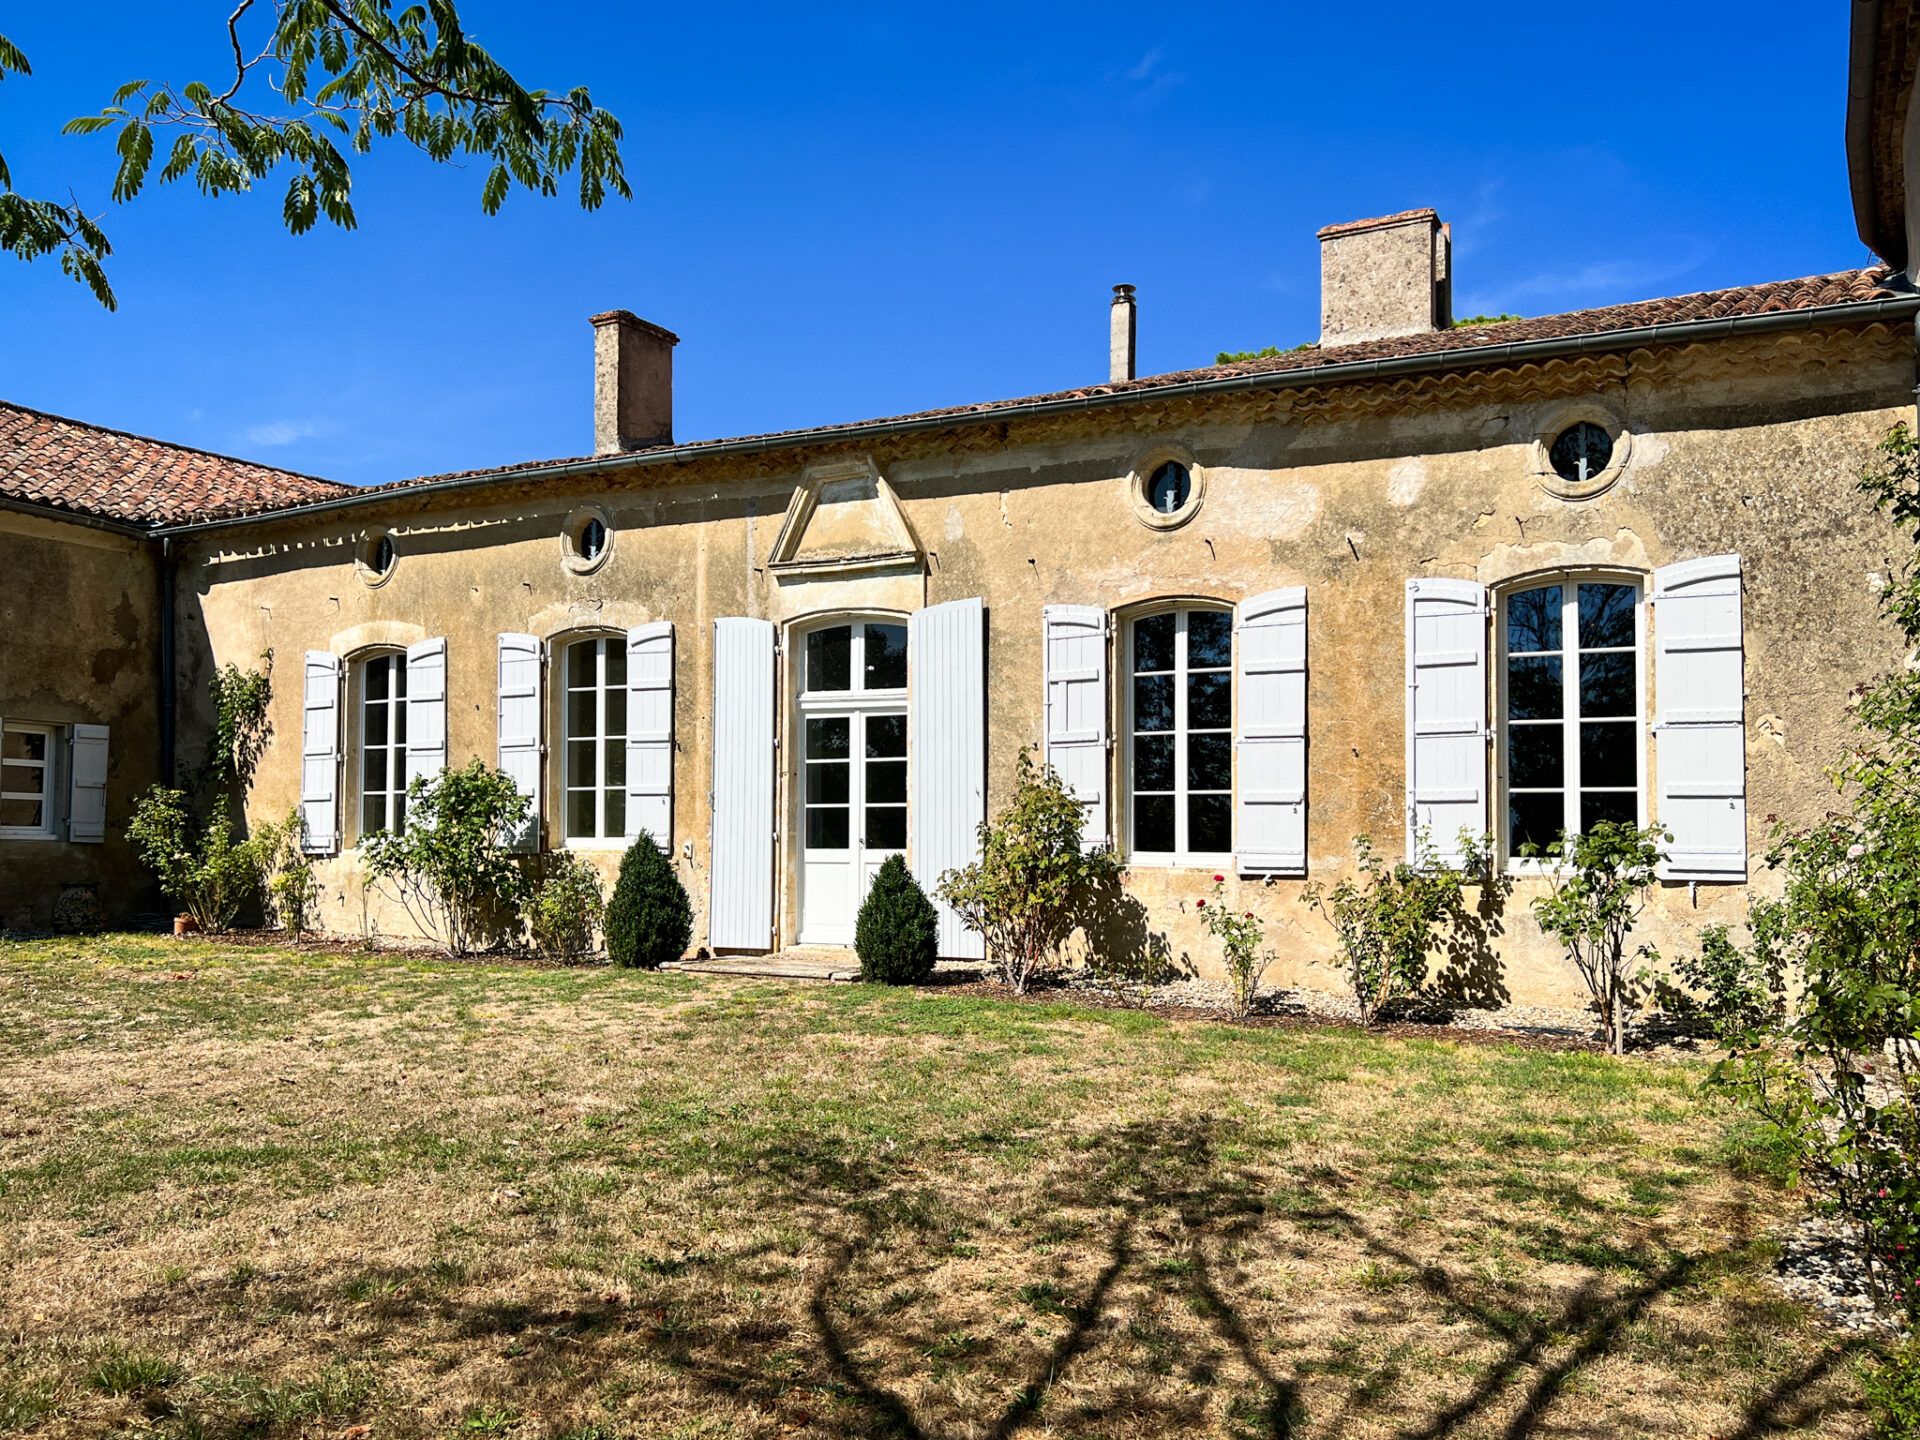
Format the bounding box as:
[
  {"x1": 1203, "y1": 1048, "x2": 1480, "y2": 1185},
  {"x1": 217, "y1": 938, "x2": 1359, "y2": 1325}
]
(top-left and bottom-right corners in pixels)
[
  {"x1": 1317, "y1": 209, "x2": 1451, "y2": 347},
  {"x1": 590, "y1": 310, "x2": 679, "y2": 455},
  {"x1": 1109, "y1": 284, "x2": 1137, "y2": 383}
]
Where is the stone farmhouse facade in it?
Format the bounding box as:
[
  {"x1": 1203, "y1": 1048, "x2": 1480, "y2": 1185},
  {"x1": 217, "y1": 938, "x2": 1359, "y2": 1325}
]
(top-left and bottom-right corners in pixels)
[{"x1": 6, "y1": 8, "x2": 1920, "y2": 1006}]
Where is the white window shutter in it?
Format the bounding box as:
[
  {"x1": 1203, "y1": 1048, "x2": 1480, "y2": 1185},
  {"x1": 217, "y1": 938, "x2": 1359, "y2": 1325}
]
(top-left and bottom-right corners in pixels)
[
  {"x1": 68, "y1": 723, "x2": 109, "y2": 844},
  {"x1": 1235, "y1": 588, "x2": 1307, "y2": 875},
  {"x1": 404, "y1": 637, "x2": 448, "y2": 791},
  {"x1": 708, "y1": 617, "x2": 775, "y2": 951},
  {"x1": 496, "y1": 633, "x2": 542, "y2": 852},
  {"x1": 301, "y1": 650, "x2": 341, "y2": 854},
  {"x1": 1405, "y1": 578, "x2": 1488, "y2": 865},
  {"x1": 626, "y1": 622, "x2": 675, "y2": 847},
  {"x1": 1043, "y1": 604, "x2": 1110, "y2": 851},
  {"x1": 910, "y1": 597, "x2": 987, "y2": 959},
  {"x1": 1654, "y1": 555, "x2": 1746, "y2": 879}
]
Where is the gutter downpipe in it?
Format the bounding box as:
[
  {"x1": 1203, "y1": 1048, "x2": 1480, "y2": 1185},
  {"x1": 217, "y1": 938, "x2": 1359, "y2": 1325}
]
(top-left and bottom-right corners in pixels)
[
  {"x1": 149, "y1": 294, "x2": 1920, "y2": 539},
  {"x1": 159, "y1": 535, "x2": 176, "y2": 787}
]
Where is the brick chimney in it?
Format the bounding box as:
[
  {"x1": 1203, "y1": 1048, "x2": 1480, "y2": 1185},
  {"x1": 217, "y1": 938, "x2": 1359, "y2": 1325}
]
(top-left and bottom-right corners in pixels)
[
  {"x1": 1109, "y1": 284, "x2": 1137, "y2": 383},
  {"x1": 1317, "y1": 209, "x2": 1451, "y2": 347},
  {"x1": 590, "y1": 310, "x2": 679, "y2": 455}
]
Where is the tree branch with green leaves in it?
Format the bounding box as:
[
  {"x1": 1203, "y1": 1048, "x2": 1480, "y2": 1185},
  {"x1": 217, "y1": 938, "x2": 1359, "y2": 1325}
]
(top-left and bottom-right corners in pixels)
[{"x1": 2, "y1": 3, "x2": 629, "y2": 310}]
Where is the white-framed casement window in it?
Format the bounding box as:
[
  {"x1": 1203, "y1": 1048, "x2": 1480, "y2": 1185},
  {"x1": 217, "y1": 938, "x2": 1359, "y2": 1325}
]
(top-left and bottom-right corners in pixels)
[
  {"x1": 1125, "y1": 606, "x2": 1233, "y2": 864},
  {"x1": 1499, "y1": 575, "x2": 1644, "y2": 861},
  {"x1": 359, "y1": 651, "x2": 409, "y2": 835},
  {"x1": 0, "y1": 722, "x2": 58, "y2": 839},
  {"x1": 564, "y1": 635, "x2": 628, "y2": 843}
]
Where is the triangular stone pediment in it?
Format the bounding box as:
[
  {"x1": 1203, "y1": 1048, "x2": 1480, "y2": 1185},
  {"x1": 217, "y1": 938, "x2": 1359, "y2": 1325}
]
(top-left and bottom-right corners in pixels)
[{"x1": 769, "y1": 458, "x2": 923, "y2": 578}]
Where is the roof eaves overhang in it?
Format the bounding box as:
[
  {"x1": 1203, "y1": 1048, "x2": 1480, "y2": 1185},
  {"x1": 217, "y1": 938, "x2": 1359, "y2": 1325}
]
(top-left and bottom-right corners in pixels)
[
  {"x1": 151, "y1": 292, "x2": 1920, "y2": 539},
  {"x1": 0, "y1": 494, "x2": 152, "y2": 539}
]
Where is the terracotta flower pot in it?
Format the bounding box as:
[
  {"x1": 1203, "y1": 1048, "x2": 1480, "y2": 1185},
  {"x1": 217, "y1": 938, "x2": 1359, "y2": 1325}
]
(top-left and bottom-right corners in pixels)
[{"x1": 173, "y1": 914, "x2": 200, "y2": 937}]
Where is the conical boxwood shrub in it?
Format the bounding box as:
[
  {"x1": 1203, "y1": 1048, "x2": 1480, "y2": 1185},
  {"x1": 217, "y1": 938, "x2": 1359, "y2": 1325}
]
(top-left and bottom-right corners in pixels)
[
  {"x1": 605, "y1": 832, "x2": 692, "y2": 970},
  {"x1": 855, "y1": 854, "x2": 940, "y2": 985}
]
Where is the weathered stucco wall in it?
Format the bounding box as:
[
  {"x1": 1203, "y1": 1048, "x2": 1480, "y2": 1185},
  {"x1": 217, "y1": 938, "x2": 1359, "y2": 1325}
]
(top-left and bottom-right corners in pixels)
[
  {"x1": 179, "y1": 322, "x2": 1915, "y2": 1005},
  {"x1": 0, "y1": 513, "x2": 161, "y2": 927}
]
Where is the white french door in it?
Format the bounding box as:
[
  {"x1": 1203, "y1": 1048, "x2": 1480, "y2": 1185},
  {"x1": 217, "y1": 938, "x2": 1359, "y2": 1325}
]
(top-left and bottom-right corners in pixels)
[{"x1": 799, "y1": 706, "x2": 907, "y2": 946}]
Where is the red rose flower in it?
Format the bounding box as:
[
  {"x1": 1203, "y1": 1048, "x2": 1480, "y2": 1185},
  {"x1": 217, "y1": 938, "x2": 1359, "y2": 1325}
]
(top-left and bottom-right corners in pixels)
[
  {"x1": 1213, "y1": 873, "x2": 1224, "y2": 882},
  {"x1": 1195, "y1": 899, "x2": 1206, "y2": 909}
]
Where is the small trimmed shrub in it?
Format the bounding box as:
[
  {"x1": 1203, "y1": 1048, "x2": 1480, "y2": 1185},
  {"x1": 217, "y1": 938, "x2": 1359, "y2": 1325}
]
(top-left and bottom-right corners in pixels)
[
  {"x1": 264, "y1": 807, "x2": 320, "y2": 938},
  {"x1": 855, "y1": 854, "x2": 938, "y2": 984},
  {"x1": 1671, "y1": 922, "x2": 1785, "y2": 1043},
  {"x1": 527, "y1": 851, "x2": 605, "y2": 963},
  {"x1": 605, "y1": 832, "x2": 691, "y2": 970},
  {"x1": 126, "y1": 786, "x2": 273, "y2": 932}
]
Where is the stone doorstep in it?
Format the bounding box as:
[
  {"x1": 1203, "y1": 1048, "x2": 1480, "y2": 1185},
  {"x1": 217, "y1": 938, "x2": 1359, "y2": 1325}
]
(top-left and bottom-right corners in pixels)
[{"x1": 662, "y1": 951, "x2": 859, "y2": 982}]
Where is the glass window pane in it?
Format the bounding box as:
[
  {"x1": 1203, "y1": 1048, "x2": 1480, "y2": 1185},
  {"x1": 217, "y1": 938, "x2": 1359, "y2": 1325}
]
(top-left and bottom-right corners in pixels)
[
  {"x1": 1189, "y1": 793, "x2": 1231, "y2": 854},
  {"x1": 1133, "y1": 734, "x2": 1174, "y2": 792},
  {"x1": 1509, "y1": 793, "x2": 1566, "y2": 857},
  {"x1": 806, "y1": 761, "x2": 849, "y2": 805},
  {"x1": 1188, "y1": 732, "x2": 1231, "y2": 790},
  {"x1": 0, "y1": 798, "x2": 41, "y2": 828},
  {"x1": 863, "y1": 624, "x2": 908, "y2": 690},
  {"x1": 604, "y1": 686, "x2": 627, "y2": 740},
  {"x1": 1133, "y1": 675, "x2": 1175, "y2": 733},
  {"x1": 567, "y1": 739, "x2": 597, "y2": 786},
  {"x1": 1133, "y1": 613, "x2": 1175, "y2": 673},
  {"x1": 866, "y1": 759, "x2": 906, "y2": 804},
  {"x1": 395, "y1": 703, "x2": 407, "y2": 745},
  {"x1": 1508, "y1": 725, "x2": 1564, "y2": 789},
  {"x1": 806, "y1": 717, "x2": 849, "y2": 760},
  {"x1": 604, "y1": 639, "x2": 626, "y2": 688},
  {"x1": 1507, "y1": 656, "x2": 1563, "y2": 720},
  {"x1": 394, "y1": 659, "x2": 408, "y2": 699},
  {"x1": 2, "y1": 729, "x2": 42, "y2": 762},
  {"x1": 568, "y1": 642, "x2": 595, "y2": 688},
  {"x1": 364, "y1": 702, "x2": 388, "y2": 748},
  {"x1": 567, "y1": 689, "x2": 598, "y2": 740},
  {"x1": 1506, "y1": 586, "x2": 1562, "y2": 655},
  {"x1": 1133, "y1": 794, "x2": 1175, "y2": 853},
  {"x1": 1577, "y1": 584, "x2": 1635, "y2": 650},
  {"x1": 1188, "y1": 672, "x2": 1230, "y2": 731},
  {"x1": 0, "y1": 762, "x2": 39, "y2": 792},
  {"x1": 865, "y1": 713, "x2": 906, "y2": 758},
  {"x1": 605, "y1": 790, "x2": 625, "y2": 839},
  {"x1": 1579, "y1": 791, "x2": 1637, "y2": 833},
  {"x1": 1579, "y1": 653, "x2": 1635, "y2": 718},
  {"x1": 393, "y1": 794, "x2": 406, "y2": 832},
  {"x1": 605, "y1": 739, "x2": 626, "y2": 788},
  {"x1": 1148, "y1": 462, "x2": 1190, "y2": 515},
  {"x1": 362, "y1": 795, "x2": 387, "y2": 834},
  {"x1": 1579, "y1": 722, "x2": 1636, "y2": 789},
  {"x1": 807, "y1": 807, "x2": 850, "y2": 850},
  {"x1": 365, "y1": 656, "x2": 390, "y2": 702},
  {"x1": 1187, "y1": 611, "x2": 1233, "y2": 670},
  {"x1": 567, "y1": 789, "x2": 596, "y2": 839},
  {"x1": 807, "y1": 627, "x2": 852, "y2": 692},
  {"x1": 865, "y1": 806, "x2": 907, "y2": 850},
  {"x1": 363, "y1": 747, "x2": 387, "y2": 791}
]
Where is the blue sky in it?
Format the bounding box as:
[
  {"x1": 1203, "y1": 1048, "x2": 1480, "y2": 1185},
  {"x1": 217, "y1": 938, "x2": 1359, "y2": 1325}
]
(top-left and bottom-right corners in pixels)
[{"x1": 0, "y1": 3, "x2": 1874, "y2": 487}]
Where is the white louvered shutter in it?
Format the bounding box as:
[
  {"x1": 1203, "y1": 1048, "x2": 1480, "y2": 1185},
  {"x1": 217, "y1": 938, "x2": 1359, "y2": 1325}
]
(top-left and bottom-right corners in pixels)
[
  {"x1": 1654, "y1": 555, "x2": 1746, "y2": 879},
  {"x1": 910, "y1": 597, "x2": 987, "y2": 959},
  {"x1": 404, "y1": 637, "x2": 448, "y2": 791},
  {"x1": 626, "y1": 622, "x2": 675, "y2": 847},
  {"x1": 709, "y1": 617, "x2": 776, "y2": 951},
  {"x1": 1043, "y1": 605, "x2": 1110, "y2": 851},
  {"x1": 301, "y1": 650, "x2": 341, "y2": 853},
  {"x1": 496, "y1": 633, "x2": 542, "y2": 851},
  {"x1": 67, "y1": 723, "x2": 109, "y2": 844},
  {"x1": 1235, "y1": 588, "x2": 1307, "y2": 875},
  {"x1": 1405, "y1": 578, "x2": 1489, "y2": 866}
]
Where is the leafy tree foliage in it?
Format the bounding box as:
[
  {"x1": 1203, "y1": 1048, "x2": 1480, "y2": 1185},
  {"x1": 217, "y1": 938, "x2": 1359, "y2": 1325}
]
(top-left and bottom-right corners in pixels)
[
  {"x1": 3, "y1": 4, "x2": 629, "y2": 308},
  {"x1": 525, "y1": 849, "x2": 604, "y2": 963},
  {"x1": 359, "y1": 759, "x2": 529, "y2": 956},
  {"x1": 1528, "y1": 820, "x2": 1667, "y2": 1055},
  {"x1": 1670, "y1": 921, "x2": 1785, "y2": 1043},
  {"x1": 855, "y1": 854, "x2": 939, "y2": 985},
  {"x1": 604, "y1": 832, "x2": 691, "y2": 970},
  {"x1": 937, "y1": 748, "x2": 1121, "y2": 994},
  {"x1": 1303, "y1": 829, "x2": 1495, "y2": 1025},
  {"x1": 126, "y1": 788, "x2": 275, "y2": 932}
]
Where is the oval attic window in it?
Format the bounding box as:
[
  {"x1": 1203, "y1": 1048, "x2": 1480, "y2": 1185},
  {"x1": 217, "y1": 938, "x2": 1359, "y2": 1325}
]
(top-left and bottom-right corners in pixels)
[
  {"x1": 578, "y1": 517, "x2": 607, "y2": 562},
  {"x1": 1548, "y1": 422, "x2": 1614, "y2": 486},
  {"x1": 1147, "y1": 461, "x2": 1192, "y2": 516}
]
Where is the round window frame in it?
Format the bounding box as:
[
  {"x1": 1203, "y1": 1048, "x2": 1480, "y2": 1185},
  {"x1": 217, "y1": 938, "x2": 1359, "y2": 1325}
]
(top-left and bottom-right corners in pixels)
[
  {"x1": 561, "y1": 504, "x2": 615, "y2": 576},
  {"x1": 356, "y1": 530, "x2": 398, "y2": 588},
  {"x1": 1126, "y1": 447, "x2": 1207, "y2": 531},
  {"x1": 1529, "y1": 404, "x2": 1633, "y2": 501}
]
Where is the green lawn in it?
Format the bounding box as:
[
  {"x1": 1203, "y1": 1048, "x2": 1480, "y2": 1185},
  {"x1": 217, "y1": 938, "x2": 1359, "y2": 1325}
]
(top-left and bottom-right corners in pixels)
[{"x1": 0, "y1": 934, "x2": 1873, "y2": 1438}]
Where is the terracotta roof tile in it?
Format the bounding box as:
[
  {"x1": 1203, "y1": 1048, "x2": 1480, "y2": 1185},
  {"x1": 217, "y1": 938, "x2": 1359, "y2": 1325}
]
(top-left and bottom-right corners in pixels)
[
  {"x1": 1316, "y1": 208, "x2": 1441, "y2": 239},
  {"x1": 0, "y1": 402, "x2": 350, "y2": 527}
]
